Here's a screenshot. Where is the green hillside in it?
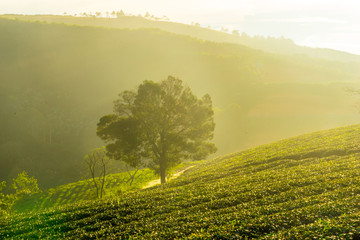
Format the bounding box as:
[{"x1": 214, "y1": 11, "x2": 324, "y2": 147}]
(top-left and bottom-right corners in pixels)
[
  {"x1": 2, "y1": 14, "x2": 360, "y2": 63},
  {"x1": 10, "y1": 162, "x2": 196, "y2": 214},
  {"x1": 11, "y1": 168, "x2": 156, "y2": 213},
  {"x1": 2, "y1": 124, "x2": 360, "y2": 239},
  {"x1": 1, "y1": 17, "x2": 360, "y2": 188}
]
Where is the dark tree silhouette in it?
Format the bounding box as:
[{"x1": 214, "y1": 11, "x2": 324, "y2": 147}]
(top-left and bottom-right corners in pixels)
[{"x1": 97, "y1": 76, "x2": 217, "y2": 183}]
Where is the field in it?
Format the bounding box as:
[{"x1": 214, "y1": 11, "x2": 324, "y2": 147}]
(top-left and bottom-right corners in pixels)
[
  {"x1": 11, "y1": 168, "x2": 157, "y2": 213},
  {"x1": 2, "y1": 124, "x2": 360, "y2": 239},
  {"x1": 11, "y1": 162, "x2": 196, "y2": 214}
]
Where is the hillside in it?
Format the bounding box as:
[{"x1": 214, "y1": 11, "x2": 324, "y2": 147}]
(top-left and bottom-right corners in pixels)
[
  {"x1": 2, "y1": 124, "x2": 360, "y2": 238},
  {"x1": 11, "y1": 162, "x2": 195, "y2": 214},
  {"x1": 1, "y1": 18, "x2": 360, "y2": 188},
  {"x1": 11, "y1": 168, "x2": 156, "y2": 213},
  {"x1": 2, "y1": 14, "x2": 360, "y2": 63}
]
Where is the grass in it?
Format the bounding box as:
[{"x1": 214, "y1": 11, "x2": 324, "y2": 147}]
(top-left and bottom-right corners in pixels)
[
  {"x1": 11, "y1": 168, "x2": 157, "y2": 213},
  {"x1": 11, "y1": 161, "x2": 200, "y2": 214},
  {"x1": 2, "y1": 124, "x2": 360, "y2": 239}
]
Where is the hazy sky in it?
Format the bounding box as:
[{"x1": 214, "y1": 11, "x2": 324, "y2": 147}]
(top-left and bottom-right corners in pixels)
[{"x1": 1, "y1": 0, "x2": 360, "y2": 54}]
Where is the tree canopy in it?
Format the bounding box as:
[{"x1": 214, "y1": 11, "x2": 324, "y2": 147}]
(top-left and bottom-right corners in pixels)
[
  {"x1": 97, "y1": 76, "x2": 217, "y2": 183},
  {"x1": 11, "y1": 171, "x2": 40, "y2": 197}
]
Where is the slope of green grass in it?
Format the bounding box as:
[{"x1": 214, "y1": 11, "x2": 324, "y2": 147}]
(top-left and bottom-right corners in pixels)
[
  {"x1": 11, "y1": 169, "x2": 157, "y2": 213},
  {"x1": 11, "y1": 161, "x2": 197, "y2": 214},
  {"x1": 2, "y1": 124, "x2": 360, "y2": 239}
]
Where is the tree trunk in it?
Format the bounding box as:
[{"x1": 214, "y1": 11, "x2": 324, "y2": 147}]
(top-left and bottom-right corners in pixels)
[
  {"x1": 160, "y1": 165, "x2": 166, "y2": 184},
  {"x1": 129, "y1": 168, "x2": 139, "y2": 186},
  {"x1": 100, "y1": 159, "x2": 106, "y2": 199}
]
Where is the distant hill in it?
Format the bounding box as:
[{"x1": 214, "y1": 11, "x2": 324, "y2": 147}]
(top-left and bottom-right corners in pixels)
[
  {"x1": 3, "y1": 124, "x2": 360, "y2": 239},
  {"x1": 0, "y1": 17, "x2": 360, "y2": 188},
  {"x1": 2, "y1": 14, "x2": 360, "y2": 63}
]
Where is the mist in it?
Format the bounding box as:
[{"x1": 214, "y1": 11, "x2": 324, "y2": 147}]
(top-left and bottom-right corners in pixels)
[{"x1": 1, "y1": 4, "x2": 360, "y2": 238}]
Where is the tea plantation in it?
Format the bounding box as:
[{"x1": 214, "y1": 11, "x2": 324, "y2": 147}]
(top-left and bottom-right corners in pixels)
[
  {"x1": 11, "y1": 168, "x2": 157, "y2": 213},
  {"x1": 2, "y1": 125, "x2": 360, "y2": 239}
]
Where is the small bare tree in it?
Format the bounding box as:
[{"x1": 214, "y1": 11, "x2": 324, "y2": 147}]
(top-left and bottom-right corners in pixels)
[
  {"x1": 125, "y1": 166, "x2": 141, "y2": 186},
  {"x1": 84, "y1": 148, "x2": 109, "y2": 199}
]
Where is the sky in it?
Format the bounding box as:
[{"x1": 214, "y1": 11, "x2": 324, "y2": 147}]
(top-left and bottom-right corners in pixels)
[{"x1": 1, "y1": 0, "x2": 360, "y2": 55}]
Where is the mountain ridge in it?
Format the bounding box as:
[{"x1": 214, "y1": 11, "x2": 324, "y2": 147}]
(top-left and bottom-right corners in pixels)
[{"x1": 2, "y1": 14, "x2": 360, "y2": 63}]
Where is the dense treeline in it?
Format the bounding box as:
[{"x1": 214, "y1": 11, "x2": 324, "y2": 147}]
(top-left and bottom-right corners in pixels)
[{"x1": 0, "y1": 18, "x2": 359, "y2": 188}]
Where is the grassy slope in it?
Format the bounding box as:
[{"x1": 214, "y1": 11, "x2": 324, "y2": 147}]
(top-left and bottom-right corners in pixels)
[
  {"x1": 2, "y1": 124, "x2": 360, "y2": 239},
  {"x1": 11, "y1": 169, "x2": 156, "y2": 213},
  {"x1": 2, "y1": 14, "x2": 360, "y2": 63},
  {"x1": 11, "y1": 162, "x2": 197, "y2": 214}
]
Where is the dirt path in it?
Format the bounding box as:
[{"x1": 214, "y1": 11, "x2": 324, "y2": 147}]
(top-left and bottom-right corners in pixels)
[{"x1": 142, "y1": 165, "x2": 195, "y2": 189}]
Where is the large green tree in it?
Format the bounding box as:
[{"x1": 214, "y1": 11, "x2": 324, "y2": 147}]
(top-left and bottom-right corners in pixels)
[{"x1": 97, "y1": 76, "x2": 216, "y2": 183}]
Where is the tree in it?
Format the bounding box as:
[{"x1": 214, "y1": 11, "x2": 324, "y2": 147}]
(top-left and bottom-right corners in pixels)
[
  {"x1": 1, "y1": 171, "x2": 40, "y2": 217},
  {"x1": 11, "y1": 171, "x2": 40, "y2": 197},
  {"x1": 0, "y1": 181, "x2": 9, "y2": 216},
  {"x1": 84, "y1": 148, "x2": 109, "y2": 199},
  {"x1": 232, "y1": 30, "x2": 240, "y2": 36},
  {"x1": 97, "y1": 76, "x2": 217, "y2": 184},
  {"x1": 220, "y1": 27, "x2": 229, "y2": 32},
  {"x1": 116, "y1": 10, "x2": 125, "y2": 18},
  {"x1": 0, "y1": 184, "x2": 16, "y2": 217}
]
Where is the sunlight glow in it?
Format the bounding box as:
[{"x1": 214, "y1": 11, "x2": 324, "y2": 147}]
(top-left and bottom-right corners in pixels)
[{"x1": 0, "y1": 0, "x2": 359, "y2": 54}]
